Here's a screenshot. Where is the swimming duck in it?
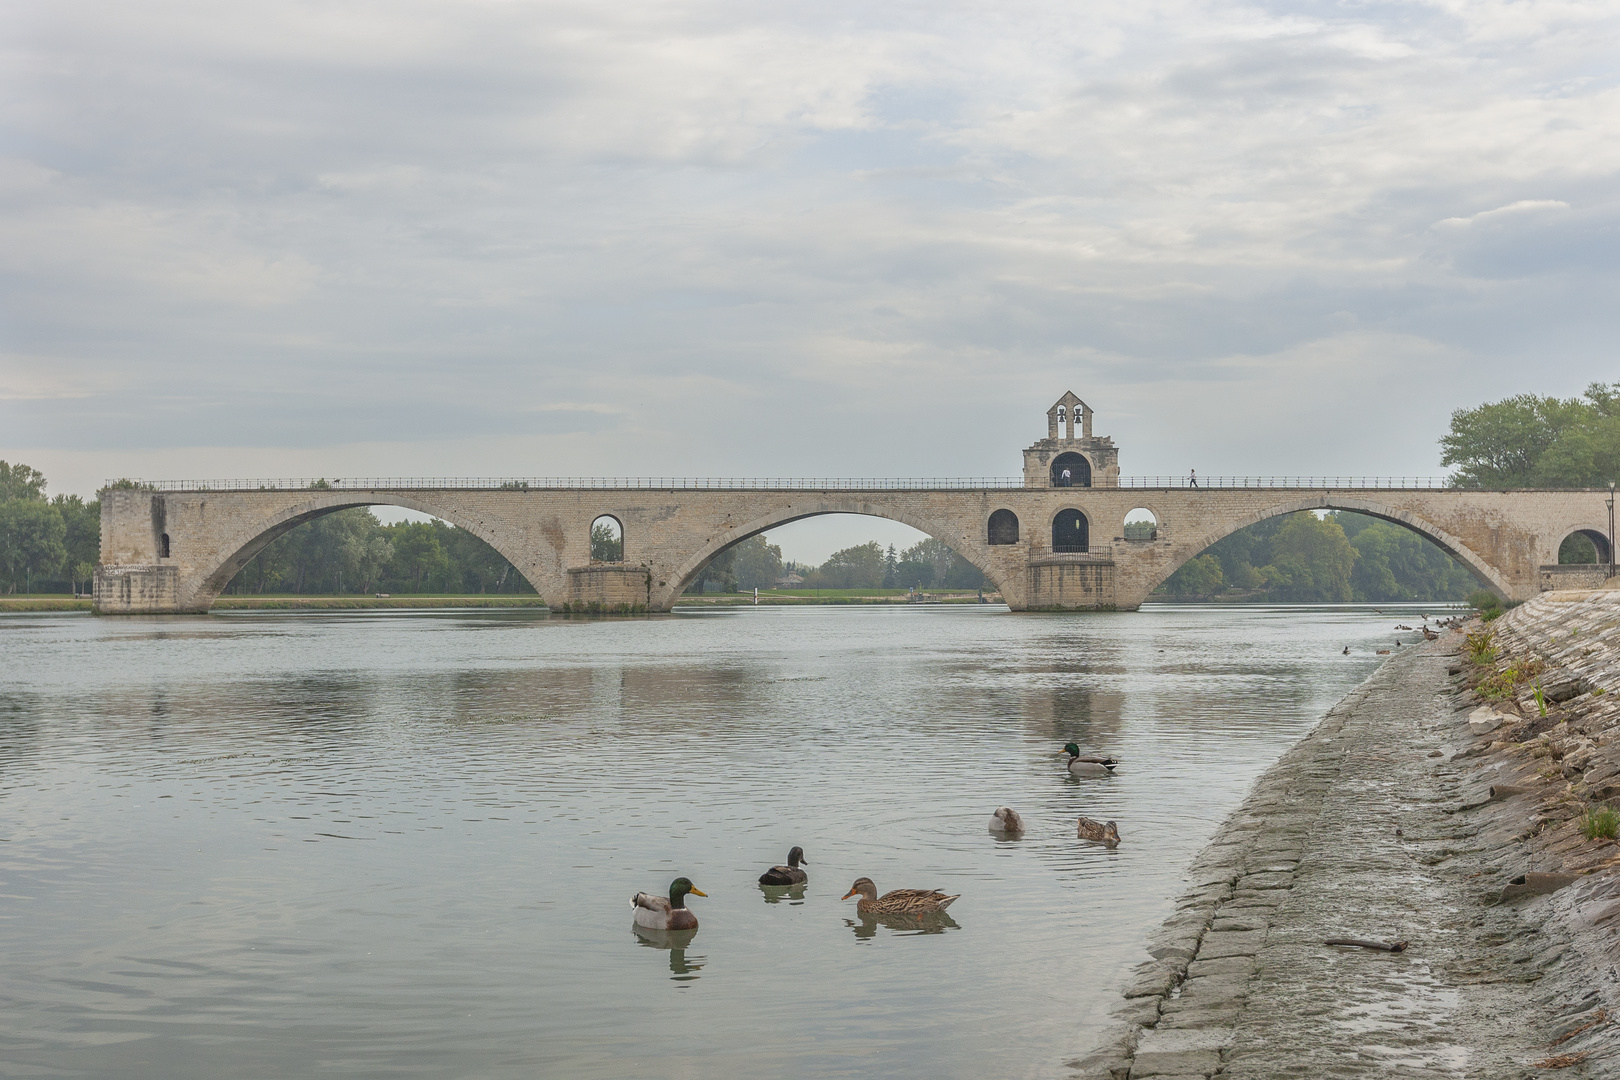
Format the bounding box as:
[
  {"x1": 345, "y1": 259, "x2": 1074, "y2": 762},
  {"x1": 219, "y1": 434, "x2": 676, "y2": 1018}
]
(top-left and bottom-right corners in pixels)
[
  {"x1": 989, "y1": 806, "x2": 1026, "y2": 835},
  {"x1": 631, "y1": 877, "x2": 707, "y2": 931},
  {"x1": 759, "y1": 846, "x2": 809, "y2": 886},
  {"x1": 1064, "y1": 743, "x2": 1118, "y2": 775},
  {"x1": 842, "y1": 877, "x2": 959, "y2": 916},
  {"x1": 1077, "y1": 816, "x2": 1121, "y2": 847}
]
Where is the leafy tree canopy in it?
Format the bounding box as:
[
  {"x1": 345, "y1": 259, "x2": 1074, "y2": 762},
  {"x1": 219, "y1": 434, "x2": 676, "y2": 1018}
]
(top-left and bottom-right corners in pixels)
[
  {"x1": 1441, "y1": 383, "x2": 1620, "y2": 489},
  {"x1": 0, "y1": 461, "x2": 47, "y2": 502}
]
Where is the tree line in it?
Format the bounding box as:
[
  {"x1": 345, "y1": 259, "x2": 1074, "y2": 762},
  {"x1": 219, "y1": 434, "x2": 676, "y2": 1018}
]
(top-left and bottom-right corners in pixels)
[
  {"x1": 685, "y1": 536, "x2": 986, "y2": 593},
  {"x1": 1157, "y1": 510, "x2": 1480, "y2": 602},
  {"x1": 0, "y1": 463, "x2": 100, "y2": 594},
  {"x1": 226, "y1": 508, "x2": 535, "y2": 595}
]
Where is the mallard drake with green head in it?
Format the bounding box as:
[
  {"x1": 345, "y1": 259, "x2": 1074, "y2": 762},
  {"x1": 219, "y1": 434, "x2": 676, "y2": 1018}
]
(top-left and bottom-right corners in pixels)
[
  {"x1": 759, "y1": 846, "x2": 808, "y2": 886},
  {"x1": 631, "y1": 877, "x2": 707, "y2": 931},
  {"x1": 1064, "y1": 743, "x2": 1118, "y2": 775},
  {"x1": 841, "y1": 877, "x2": 959, "y2": 915}
]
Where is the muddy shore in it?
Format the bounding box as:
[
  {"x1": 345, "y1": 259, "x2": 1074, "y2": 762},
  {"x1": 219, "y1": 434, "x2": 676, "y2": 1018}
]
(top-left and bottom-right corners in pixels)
[{"x1": 1078, "y1": 589, "x2": 1620, "y2": 1079}]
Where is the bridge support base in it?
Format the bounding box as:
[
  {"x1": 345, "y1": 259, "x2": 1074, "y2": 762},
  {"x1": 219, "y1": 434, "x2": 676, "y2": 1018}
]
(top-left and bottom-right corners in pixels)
[
  {"x1": 1023, "y1": 556, "x2": 1124, "y2": 611},
  {"x1": 94, "y1": 565, "x2": 196, "y2": 614},
  {"x1": 556, "y1": 565, "x2": 653, "y2": 614}
]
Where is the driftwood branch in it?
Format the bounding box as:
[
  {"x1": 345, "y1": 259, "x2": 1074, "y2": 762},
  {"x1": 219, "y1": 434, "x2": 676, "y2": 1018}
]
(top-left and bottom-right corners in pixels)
[{"x1": 1324, "y1": 938, "x2": 1408, "y2": 952}]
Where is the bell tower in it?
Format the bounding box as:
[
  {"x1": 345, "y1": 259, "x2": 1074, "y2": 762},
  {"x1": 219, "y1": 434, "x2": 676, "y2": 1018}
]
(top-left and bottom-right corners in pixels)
[{"x1": 1022, "y1": 391, "x2": 1120, "y2": 488}]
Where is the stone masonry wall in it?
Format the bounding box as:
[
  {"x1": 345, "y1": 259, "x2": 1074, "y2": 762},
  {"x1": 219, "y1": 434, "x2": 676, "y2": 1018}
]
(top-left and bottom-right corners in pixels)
[{"x1": 94, "y1": 485, "x2": 1610, "y2": 613}]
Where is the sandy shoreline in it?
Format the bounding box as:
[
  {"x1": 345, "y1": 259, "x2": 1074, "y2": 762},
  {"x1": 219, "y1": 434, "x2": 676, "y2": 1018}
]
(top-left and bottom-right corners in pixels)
[{"x1": 1078, "y1": 590, "x2": 1620, "y2": 1079}]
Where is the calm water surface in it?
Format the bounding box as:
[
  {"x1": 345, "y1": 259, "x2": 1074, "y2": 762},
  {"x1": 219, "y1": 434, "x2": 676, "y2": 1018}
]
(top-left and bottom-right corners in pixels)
[{"x1": 0, "y1": 604, "x2": 1447, "y2": 1078}]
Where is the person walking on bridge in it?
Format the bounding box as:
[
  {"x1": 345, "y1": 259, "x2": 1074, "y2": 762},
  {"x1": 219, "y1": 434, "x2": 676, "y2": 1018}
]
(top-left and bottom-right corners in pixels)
[{"x1": 1188, "y1": 468, "x2": 1198, "y2": 488}]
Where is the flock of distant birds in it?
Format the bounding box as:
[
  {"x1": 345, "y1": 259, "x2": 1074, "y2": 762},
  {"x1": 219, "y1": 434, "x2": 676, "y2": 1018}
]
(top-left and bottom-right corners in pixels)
[
  {"x1": 630, "y1": 743, "x2": 1123, "y2": 930},
  {"x1": 1344, "y1": 613, "x2": 1460, "y2": 656}
]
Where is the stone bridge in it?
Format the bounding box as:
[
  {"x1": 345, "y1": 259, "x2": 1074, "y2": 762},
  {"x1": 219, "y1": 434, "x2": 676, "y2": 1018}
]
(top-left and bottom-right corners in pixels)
[{"x1": 93, "y1": 393, "x2": 1617, "y2": 614}]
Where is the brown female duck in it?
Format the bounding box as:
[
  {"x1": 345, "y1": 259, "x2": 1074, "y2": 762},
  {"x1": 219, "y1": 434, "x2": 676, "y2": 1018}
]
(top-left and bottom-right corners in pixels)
[{"x1": 841, "y1": 877, "x2": 959, "y2": 916}]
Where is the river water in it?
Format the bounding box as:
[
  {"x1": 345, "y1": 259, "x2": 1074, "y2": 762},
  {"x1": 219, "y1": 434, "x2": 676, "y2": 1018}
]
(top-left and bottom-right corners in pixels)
[{"x1": 0, "y1": 604, "x2": 1446, "y2": 1078}]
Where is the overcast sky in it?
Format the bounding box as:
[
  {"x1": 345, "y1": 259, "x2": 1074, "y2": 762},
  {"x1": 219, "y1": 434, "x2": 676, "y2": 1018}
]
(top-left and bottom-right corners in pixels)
[{"x1": 3, "y1": 0, "x2": 1617, "y2": 560}]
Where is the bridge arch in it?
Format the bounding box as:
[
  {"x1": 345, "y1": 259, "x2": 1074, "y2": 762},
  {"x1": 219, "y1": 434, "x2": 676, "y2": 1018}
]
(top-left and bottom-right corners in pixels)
[
  {"x1": 192, "y1": 492, "x2": 544, "y2": 607},
  {"x1": 662, "y1": 501, "x2": 1015, "y2": 606},
  {"x1": 1143, "y1": 495, "x2": 1514, "y2": 600},
  {"x1": 1560, "y1": 527, "x2": 1613, "y2": 564}
]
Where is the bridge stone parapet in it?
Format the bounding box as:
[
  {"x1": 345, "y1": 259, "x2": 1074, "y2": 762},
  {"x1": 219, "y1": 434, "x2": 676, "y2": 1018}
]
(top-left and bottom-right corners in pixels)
[{"x1": 91, "y1": 394, "x2": 1619, "y2": 615}]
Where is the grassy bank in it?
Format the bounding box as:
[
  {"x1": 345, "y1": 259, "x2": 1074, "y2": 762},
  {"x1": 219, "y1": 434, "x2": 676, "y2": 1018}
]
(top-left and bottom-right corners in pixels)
[
  {"x1": 1, "y1": 591, "x2": 1002, "y2": 614},
  {"x1": 0, "y1": 595, "x2": 92, "y2": 612},
  {"x1": 676, "y1": 589, "x2": 1000, "y2": 606},
  {"x1": 212, "y1": 595, "x2": 549, "y2": 610}
]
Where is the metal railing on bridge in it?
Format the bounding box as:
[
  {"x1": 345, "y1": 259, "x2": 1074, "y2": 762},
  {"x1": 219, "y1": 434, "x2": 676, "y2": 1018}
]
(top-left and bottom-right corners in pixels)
[{"x1": 112, "y1": 476, "x2": 1456, "y2": 492}]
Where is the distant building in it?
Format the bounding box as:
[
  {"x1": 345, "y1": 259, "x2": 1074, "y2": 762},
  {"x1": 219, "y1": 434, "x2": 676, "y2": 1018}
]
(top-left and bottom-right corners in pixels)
[{"x1": 775, "y1": 571, "x2": 805, "y2": 587}]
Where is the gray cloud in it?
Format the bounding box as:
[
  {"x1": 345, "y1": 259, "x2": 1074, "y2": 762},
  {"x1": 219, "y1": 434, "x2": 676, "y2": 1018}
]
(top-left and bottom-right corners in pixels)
[{"x1": 3, "y1": 0, "x2": 1618, "y2": 499}]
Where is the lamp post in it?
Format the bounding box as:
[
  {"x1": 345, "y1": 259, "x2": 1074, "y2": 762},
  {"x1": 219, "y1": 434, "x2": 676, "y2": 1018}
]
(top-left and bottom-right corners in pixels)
[{"x1": 1609, "y1": 483, "x2": 1616, "y2": 581}]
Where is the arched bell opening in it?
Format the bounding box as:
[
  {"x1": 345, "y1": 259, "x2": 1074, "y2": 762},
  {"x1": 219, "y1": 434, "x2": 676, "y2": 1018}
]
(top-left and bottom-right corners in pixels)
[
  {"x1": 1052, "y1": 509, "x2": 1089, "y2": 554},
  {"x1": 1050, "y1": 452, "x2": 1091, "y2": 489},
  {"x1": 988, "y1": 509, "x2": 1020, "y2": 545},
  {"x1": 590, "y1": 515, "x2": 624, "y2": 563},
  {"x1": 1559, "y1": 529, "x2": 1613, "y2": 564}
]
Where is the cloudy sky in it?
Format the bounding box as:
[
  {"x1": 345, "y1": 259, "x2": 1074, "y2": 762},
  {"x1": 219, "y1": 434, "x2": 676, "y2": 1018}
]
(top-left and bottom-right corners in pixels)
[{"x1": 3, "y1": 0, "x2": 1617, "y2": 558}]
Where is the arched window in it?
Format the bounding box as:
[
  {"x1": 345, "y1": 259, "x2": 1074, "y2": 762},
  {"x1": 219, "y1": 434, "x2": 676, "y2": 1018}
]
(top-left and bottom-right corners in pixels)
[
  {"x1": 1052, "y1": 510, "x2": 1088, "y2": 553},
  {"x1": 1123, "y1": 508, "x2": 1157, "y2": 541},
  {"x1": 988, "y1": 509, "x2": 1019, "y2": 545},
  {"x1": 1051, "y1": 452, "x2": 1091, "y2": 488},
  {"x1": 590, "y1": 515, "x2": 623, "y2": 562},
  {"x1": 159, "y1": 533, "x2": 170, "y2": 558}
]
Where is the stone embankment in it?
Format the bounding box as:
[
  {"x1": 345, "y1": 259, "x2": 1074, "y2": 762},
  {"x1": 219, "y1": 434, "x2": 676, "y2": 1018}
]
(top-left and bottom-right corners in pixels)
[{"x1": 1078, "y1": 588, "x2": 1620, "y2": 1079}]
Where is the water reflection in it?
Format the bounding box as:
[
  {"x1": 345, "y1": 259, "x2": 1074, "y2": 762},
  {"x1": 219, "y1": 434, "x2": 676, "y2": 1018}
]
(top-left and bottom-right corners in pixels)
[
  {"x1": 758, "y1": 883, "x2": 807, "y2": 905},
  {"x1": 846, "y1": 911, "x2": 962, "y2": 940},
  {"x1": 632, "y1": 924, "x2": 705, "y2": 981}
]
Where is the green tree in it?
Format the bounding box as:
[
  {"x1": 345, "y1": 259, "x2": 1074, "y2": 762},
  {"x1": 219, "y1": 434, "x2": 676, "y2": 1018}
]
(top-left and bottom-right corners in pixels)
[
  {"x1": 808, "y1": 541, "x2": 886, "y2": 589},
  {"x1": 896, "y1": 538, "x2": 985, "y2": 590},
  {"x1": 590, "y1": 520, "x2": 623, "y2": 562},
  {"x1": 1259, "y1": 514, "x2": 1356, "y2": 602},
  {"x1": 1339, "y1": 515, "x2": 1476, "y2": 601},
  {"x1": 0, "y1": 499, "x2": 67, "y2": 592},
  {"x1": 0, "y1": 462, "x2": 47, "y2": 502},
  {"x1": 441, "y1": 525, "x2": 510, "y2": 592},
  {"x1": 53, "y1": 495, "x2": 100, "y2": 578},
  {"x1": 383, "y1": 521, "x2": 449, "y2": 592},
  {"x1": 733, "y1": 535, "x2": 783, "y2": 590},
  {"x1": 1441, "y1": 383, "x2": 1620, "y2": 488},
  {"x1": 1162, "y1": 553, "x2": 1224, "y2": 596},
  {"x1": 297, "y1": 510, "x2": 393, "y2": 593}
]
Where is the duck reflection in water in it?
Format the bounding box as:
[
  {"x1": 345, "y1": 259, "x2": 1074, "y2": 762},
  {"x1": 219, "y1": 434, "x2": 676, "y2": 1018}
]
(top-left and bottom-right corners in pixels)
[
  {"x1": 631, "y1": 924, "x2": 705, "y2": 980},
  {"x1": 845, "y1": 910, "x2": 961, "y2": 940},
  {"x1": 758, "y1": 882, "x2": 807, "y2": 905}
]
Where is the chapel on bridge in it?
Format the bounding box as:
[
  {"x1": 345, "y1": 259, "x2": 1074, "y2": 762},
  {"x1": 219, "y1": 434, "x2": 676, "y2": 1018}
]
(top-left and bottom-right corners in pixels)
[{"x1": 1021, "y1": 391, "x2": 1120, "y2": 488}]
